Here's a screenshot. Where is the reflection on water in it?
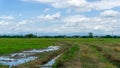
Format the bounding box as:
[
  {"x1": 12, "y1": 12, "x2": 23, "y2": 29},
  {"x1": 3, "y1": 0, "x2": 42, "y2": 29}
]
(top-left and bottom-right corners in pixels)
[
  {"x1": 0, "y1": 46, "x2": 60, "y2": 68},
  {"x1": 41, "y1": 55, "x2": 61, "y2": 68}
]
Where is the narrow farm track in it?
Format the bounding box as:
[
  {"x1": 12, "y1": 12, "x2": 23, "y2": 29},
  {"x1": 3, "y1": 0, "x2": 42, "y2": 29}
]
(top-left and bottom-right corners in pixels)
[
  {"x1": 53, "y1": 44, "x2": 81, "y2": 68},
  {"x1": 59, "y1": 45, "x2": 81, "y2": 68}
]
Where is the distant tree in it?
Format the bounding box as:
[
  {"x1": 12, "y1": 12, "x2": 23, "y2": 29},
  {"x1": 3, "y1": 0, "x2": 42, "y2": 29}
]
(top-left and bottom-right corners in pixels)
[
  {"x1": 88, "y1": 32, "x2": 93, "y2": 38},
  {"x1": 72, "y1": 35, "x2": 80, "y2": 38},
  {"x1": 113, "y1": 35, "x2": 117, "y2": 38},
  {"x1": 105, "y1": 35, "x2": 112, "y2": 38},
  {"x1": 25, "y1": 34, "x2": 37, "y2": 38},
  {"x1": 81, "y1": 36, "x2": 87, "y2": 38}
]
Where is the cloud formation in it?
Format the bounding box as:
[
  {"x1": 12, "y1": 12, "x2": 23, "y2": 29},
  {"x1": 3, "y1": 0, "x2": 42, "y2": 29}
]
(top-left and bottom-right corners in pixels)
[
  {"x1": 2, "y1": 10, "x2": 119, "y2": 35},
  {"x1": 37, "y1": 12, "x2": 61, "y2": 20},
  {"x1": 21, "y1": 0, "x2": 120, "y2": 11},
  {"x1": 0, "y1": 15, "x2": 14, "y2": 20},
  {"x1": 0, "y1": 0, "x2": 120, "y2": 35}
]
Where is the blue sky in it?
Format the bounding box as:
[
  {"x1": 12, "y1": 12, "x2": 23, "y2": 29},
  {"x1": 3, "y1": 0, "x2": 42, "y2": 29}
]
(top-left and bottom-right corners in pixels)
[{"x1": 0, "y1": 0, "x2": 120, "y2": 36}]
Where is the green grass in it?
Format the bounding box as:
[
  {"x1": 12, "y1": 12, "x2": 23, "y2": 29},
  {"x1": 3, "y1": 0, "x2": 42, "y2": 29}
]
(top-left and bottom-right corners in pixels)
[
  {"x1": 0, "y1": 38, "x2": 59, "y2": 55},
  {"x1": 0, "y1": 38, "x2": 100, "y2": 55},
  {"x1": 0, "y1": 38, "x2": 120, "y2": 68},
  {"x1": 53, "y1": 45, "x2": 80, "y2": 68},
  {"x1": 59, "y1": 45, "x2": 79, "y2": 61},
  {"x1": 54, "y1": 38, "x2": 120, "y2": 68},
  {"x1": 91, "y1": 43, "x2": 120, "y2": 67},
  {"x1": 81, "y1": 45, "x2": 116, "y2": 68}
]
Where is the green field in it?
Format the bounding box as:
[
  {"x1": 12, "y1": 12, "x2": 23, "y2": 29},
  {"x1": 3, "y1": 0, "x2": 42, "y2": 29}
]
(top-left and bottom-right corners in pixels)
[
  {"x1": 0, "y1": 38, "x2": 120, "y2": 68},
  {"x1": 0, "y1": 38, "x2": 59, "y2": 55}
]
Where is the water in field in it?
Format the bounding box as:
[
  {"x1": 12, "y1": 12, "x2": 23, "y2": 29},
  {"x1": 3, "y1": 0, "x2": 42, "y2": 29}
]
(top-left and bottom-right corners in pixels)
[
  {"x1": 40, "y1": 55, "x2": 61, "y2": 68},
  {"x1": 0, "y1": 46, "x2": 60, "y2": 68}
]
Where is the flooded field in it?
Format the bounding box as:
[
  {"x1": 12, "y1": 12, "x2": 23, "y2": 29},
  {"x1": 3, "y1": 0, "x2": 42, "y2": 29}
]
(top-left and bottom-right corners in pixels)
[{"x1": 0, "y1": 46, "x2": 60, "y2": 68}]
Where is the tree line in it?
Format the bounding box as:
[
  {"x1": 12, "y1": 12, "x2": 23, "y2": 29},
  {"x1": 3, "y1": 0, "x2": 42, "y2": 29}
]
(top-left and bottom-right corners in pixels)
[{"x1": 0, "y1": 33, "x2": 120, "y2": 38}]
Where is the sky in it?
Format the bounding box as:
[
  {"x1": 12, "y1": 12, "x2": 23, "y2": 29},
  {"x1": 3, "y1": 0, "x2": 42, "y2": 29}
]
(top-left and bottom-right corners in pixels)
[{"x1": 0, "y1": 0, "x2": 120, "y2": 36}]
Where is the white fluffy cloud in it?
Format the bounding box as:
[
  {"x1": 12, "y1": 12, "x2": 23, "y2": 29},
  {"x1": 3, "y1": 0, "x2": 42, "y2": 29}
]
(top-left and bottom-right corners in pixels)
[
  {"x1": 37, "y1": 12, "x2": 61, "y2": 20},
  {"x1": 0, "y1": 15, "x2": 14, "y2": 20},
  {"x1": 1, "y1": 0, "x2": 120, "y2": 35},
  {"x1": 100, "y1": 10, "x2": 120, "y2": 17},
  {"x1": 92, "y1": 0, "x2": 120, "y2": 10},
  {"x1": 43, "y1": 8, "x2": 50, "y2": 12},
  {"x1": 11, "y1": 10, "x2": 120, "y2": 35},
  {"x1": 21, "y1": 0, "x2": 120, "y2": 11},
  {"x1": 1, "y1": 10, "x2": 120, "y2": 35},
  {"x1": 0, "y1": 20, "x2": 9, "y2": 25}
]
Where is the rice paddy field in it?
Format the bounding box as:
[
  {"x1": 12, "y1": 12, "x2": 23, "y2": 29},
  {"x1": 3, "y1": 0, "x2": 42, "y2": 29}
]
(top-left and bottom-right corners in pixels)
[{"x1": 0, "y1": 38, "x2": 120, "y2": 68}]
